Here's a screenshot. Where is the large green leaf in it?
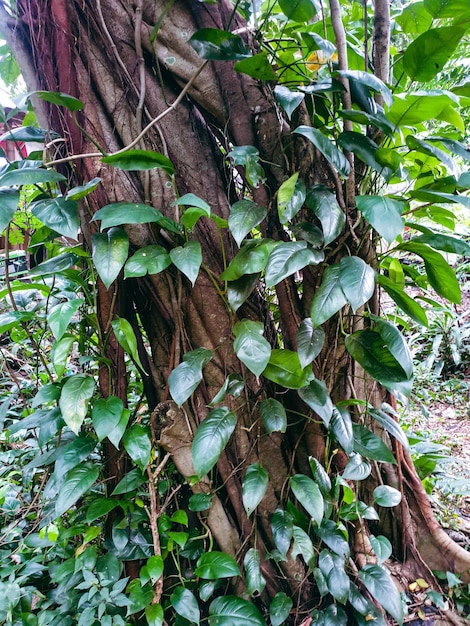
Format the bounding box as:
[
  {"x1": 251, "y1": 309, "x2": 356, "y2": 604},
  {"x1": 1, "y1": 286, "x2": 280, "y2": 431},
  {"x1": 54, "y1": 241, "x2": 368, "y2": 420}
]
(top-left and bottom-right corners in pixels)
[
  {"x1": 369, "y1": 535, "x2": 392, "y2": 566},
  {"x1": 227, "y1": 273, "x2": 260, "y2": 311},
  {"x1": 294, "y1": 126, "x2": 350, "y2": 178},
  {"x1": 92, "y1": 202, "x2": 165, "y2": 229},
  {"x1": 359, "y1": 565, "x2": 404, "y2": 624},
  {"x1": 124, "y1": 245, "x2": 171, "y2": 278},
  {"x1": 277, "y1": 173, "x2": 306, "y2": 224},
  {"x1": 279, "y1": 0, "x2": 319, "y2": 21},
  {"x1": 345, "y1": 329, "x2": 408, "y2": 384},
  {"x1": 228, "y1": 146, "x2": 265, "y2": 189},
  {"x1": 102, "y1": 149, "x2": 174, "y2": 174},
  {"x1": 209, "y1": 596, "x2": 265, "y2": 626},
  {"x1": 170, "y1": 240, "x2": 202, "y2": 286},
  {"x1": 271, "y1": 508, "x2": 294, "y2": 558},
  {"x1": 339, "y1": 256, "x2": 376, "y2": 313},
  {"x1": 196, "y1": 552, "x2": 241, "y2": 579},
  {"x1": 54, "y1": 435, "x2": 96, "y2": 477},
  {"x1": 0, "y1": 310, "x2": 34, "y2": 333},
  {"x1": 377, "y1": 275, "x2": 428, "y2": 327},
  {"x1": 111, "y1": 316, "x2": 146, "y2": 372},
  {"x1": 342, "y1": 454, "x2": 371, "y2": 481},
  {"x1": 123, "y1": 424, "x2": 151, "y2": 472},
  {"x1": 192, "y1": 407, "x2": 237, "y2": 477},
  {"x1": 265, "y1": 241, "x2": 323, "y2": 288},
  {"x1": 338, "y1": 132, "x2": 388, "y2": 178},
  {"x1": 0, "y1": 125, "x2": 58, "y2": 143},
  {"x1": 369, "y1": 407, "x2": 409, "y2": 451},
  {"x1": 386, "y1": 92, "x2": 459, "y2": 127},
  {"x1": 424, "y1": 0, "x2": 470, "y2": 17},
  {"x1": 29, "y1": 251, "x2": 81, "y2": 276},
  {"x1": 355, "y1": 195, "x2": 404, "y2": 244},
  {"x1": 309, "y1": 457, "x2": 332, "y2": 496},
  {"x1": 290, "y1": 474, "x2": 324, "y2": 525},
  {"x1": 319, "y1": 550, "x2": 350, "y2": 605},
  {"x1": 352, "y1": 424, "x2": 396, "y2": 464},
  {"x1": 189, "y1": 28, "x2": 250, "y2": 61},
  {"x1": 220, "y1": 240, "x2": 275, "y2": 281},
  {"x1": 373, "y1": 485, "x2": 402, "y2": 508},
  {"x1": 406, "y1": 136, "x2": 458, "y2": 176},
  {"x1": 298, "y1": 378, "x2": 333, "y2": 426},
  {"x1": 0, "y1": 189, "x2": 19, "y2": 232},
  {"x1": 233, "y1": 320, "x2": 271, "y2": 377},
  {"x1": 228, "y1": 200, "x2": 267, "y2": 247},
  {"x1": 263, "y1": 349, "x2": 312, "y2": 389},
  {"x1": 260, "y1": 398, "x2": 287, "y2": 434},
  {"x1": 59, "y1": 374, "x2": 95, "y2": 434},
  {"x1": 403, "y1": 27, "x2": 464, "y2": 82},
  {"x1": 269, "y1": 593, "x2": 293, "y2": 626},
  {"x1": 242, "y1": 462, "x2": 269, "y2": 516},
  {"x1": 55, "y1": 464, "x2": 99, "y2": 518},
  {"x1": 244, "y1": 548, "x2": 266, "y2": 596},
  {"x1": 36, "y1": 90, "x2": 84, "y2": 111},
  {"x1": 274, "y1": 85, "x2": 304, "y2": 120},
  {"x1": 411, "y1": 232, "x2": 470, "y2": 256},
  {"x1": 169, "y1": 347, "x2": 212, "y2": 407},
  {"x1": 297, "y1": 318, "x2": 325, "y2": 368},
  {"x1": 310, "y1": 264, "x2": 347, "y2": 327},
  {"x1": 396, "y1": 2, "x2": 433, "y2": 35},
  {"x1": 329, "y1": 408, "x2": 353, "y2": 455},
  {"x1": 92, "y1": 228, "x2": 129, "y2": 289},
  {"x1": 0, "y1": 167, "x2": 65, "y2": 186},
  {"x1": 306, "y1": 186, "x2": 345, "y2": 247},
  {"x1": 92, "y1": 396, "x2": 125, "y2": 442},
  {"x1": 31, "y1": 198, "x2": 80, "y2": 240},
  {"x1": 336, "y1": 70, "x2": 392, "y2": 107},
  {"x1": 48, "y1": 297, "x2": 84, "y2": 341},
  {"x1": 234, "y1": 53, "x2": 277, "y2": 81},
  {"x1": 170, "y1": 587, "x2": 200, "y2": 625},
  {"x1": 317, "y1": 520, "x2": 350, "y2": 558},
  {"x1": 66, "y1": 177, "x2": 101, "y2": 200}
]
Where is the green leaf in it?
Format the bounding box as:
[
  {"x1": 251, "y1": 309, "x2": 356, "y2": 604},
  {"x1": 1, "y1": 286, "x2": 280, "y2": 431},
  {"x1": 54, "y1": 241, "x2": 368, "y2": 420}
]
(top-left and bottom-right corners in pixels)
[
  {"x1": 92, "y1": 227, "x2": 129, "y2": 289},
  {"x1": 386, "y1": 92, "x2": 459, "y2": 127},
  {"x1": 189, "y1": 28, "x2": 250, "y2": 60},
  {"x1": 336, "y1": 70, "x2": 392, "y2": 107},
  {"x1": 294, "y1": 126, "x2": 350, "y2": 178},
  {"x1": 220, "y1": 240, "x2": 275, "y2": 281},
  {"x1": 411, "y1": 233, "x2": 470, "y2": 256},
  {"x1": 124, "y1": 245, "x2": 171, "y2": 278},
  {"x1": 228, "y1": 146, "x2": 266, "y2": 189},
  {"x1": 271, "y1": 508, "x2": 294, "y2": 558},
  {"x1": 317, "y1": 520, "x2": 350, "y2": 558},
  {"x1": 66, "y1": 177, "x2": 101, "y2": 200},
  {"x1": 92, "y1": 202, "x2": 165, "y2": 229},
  {"x1": 352, "y1": 424, "x2": 396, "y2": 464},
  {"x1": 298, "y1": 378, "x2": 333, "y2": 426},
  {"x1": 269, "y1": 592, "x2": 292, "y2": 626},
  {"x1": 196, "y1": 552, "x2": 241, "y2": 579},
  {"x1": 329, "y1": 408, "x2": 353, "y2": 455},
  {"x1": 306, "y1": 186, "x2": 345, "y2": 246},
  {"x1": 189, "y1": 493, "x2": 213, "y2": 511},
  {"x1": 0, "y1": 167, "x2": 66, "y2": 186},
  {"x1": 51, "y1": 334, "x2": 74, "y2": 377},
  {"x1": 309, "y1": 457, "x2": 332, "y2": 496},
  {"x1": 0, "y1": 310, "x2": 34, "y2": 333},
  {"x1": 145, "y1": 603, "x2": 164, "y2": 626},
  {"x1": 233, "y1": 320, "x2": 271, "y2": 377},
  {"x1": 345, "y1": 329, "x2": 407, "y2": 383},
  {"x1": 359, "y1": 564, "x2": 404, "y2": 624},
  {"x1": 424, "y1": 0, "x2": 470, "y2": 17},
  {"x1": 86, "y1": 498, "x2": 118, "y2": 523},
  {"x1": 0, "y1": 190, "x2": 19, "y2": 232},
  {"x1": 319, "y1": 550, "x2": 350, "y2": 605},
  {"x1": 311, "y1": 264, "x2": 347, "y2": 327},
  {"x1": 244, "y1": 548, "x2": 266, "y2": 596},
  {"x1": 406, "y1": 136, "x2": 458, "y2": 176},
  {"x1": 209, "y1": 596, "x2": 265, "y2": 626},
  {"x1": 396, "y1": 2, "x2": 433, "y2": 35},
  {"x1": 338, "y1": 132, "x2": 388, "y2": 178},
  {"x1": 355, "y1": 195, "x2": 404, "y2": 244},
  {"x1": 145, "y1": 555, "x2": 164, "y2": 584},
  {"x1": 377, "y1": 275, "x2": 428, "y2": 327},
  {"x1": 290, "y1": 474, "x2": 324, "y2": 525},
  {"x1": 36, "y1": 90, "x2": 84, "y2": 111},
  {"x1": 260, "y1": 398, "x2": 287, "y2": 434},
  {"x1": 292, "y1": 526, "x2": 315, "y2": 567},
  {"x1": 170, "y1": 240, "x2": 202, "y2": 286},
  {"x1": 55, "y1": 464, "x2": 99, "y2": 518},
  {"x1": 297, "y1": 318, "x2": 325, "y2": 368},
  {"x1": 209, "y1": 373, "x2": 244, "y2": 406},
  {"x1": 108, "y1": 408, "x2": 131, "y2": 449},
  {"x1": 369, "y1": 535, "x2": 392, "y2": 565},
  {"x1": 170, "y1": 587, "x2": 200, "y2": 624},
  {"x1": 59, "y1": 374, "x2": 95, "y2": 434},
  {"x1": 111, "y1": 316, "x2": 147, "y2": 373},
  {"x1": 48, "y1": 297, "x2": 84, "y2": 341},
  {"x1": 277, "y1": 173, "x2": 306, "y2": 224},
  {"x1": 235, "y1": 53, "x2": 277, "y2": 80},
  {"x1": 403, "y1": 28, "x2": 464, "y2": 82},
  {"x1": 324, "y1": 604, "x2": 348, "y2": 626},
  {"x1": 342, "y1": 454, "x2": 371, "y2": 481},
  {"x1": 265, "y1": 241, "x2": 324, "y2": 288},
  {"x1": 31, "y1": 198, "x2": 80, "y2": 240},
  {"x1": 369, "y1": 407, "x2": 409, "y2": 451},
  {"x1": 263, "y1": 349, "x2": 312, "y2": 389},
  {"x1": 29, "y1": 251, "x2": 81, "y2": 276},
  {"x1": 55, "y1": 435, "x2": 96, "y2": 476},
  {"x1": 274, "y1": 85, "x2": 304, "y2": 120},
  {"x1": 174, "y1": 193, "x2": 210, "y2": 212},
  {"x1": 373, "y1": 484, "x2": 402, "y2": 508},
  {"x1": 169, "y1": 347, "x2": 212, "y2": 407},
  {"x1": 397, "y1": 241, "x2": 460, "y2": 303},
  {"x1": 123, "y1": 424, "x2": 151, "y2": 472},
  {"x1": 242, "y1": 463, "x2": 269, "y2": 516},
  {"x1": 181, "y1": 206, "x2": 210, "y2": 229},
  {"x1": 0, "y1": 125, "x2": 58, "y2": 143},
  {"x1": 339, "y1": 256, "x2": 376, "y2": 313},
  {"x1": 192, "y1": 407, "x2": 237, "y2": 477},
  {"x1": 278, "y1": 0, "x2": 319, "y2": 22},
  {"x1": 102, "y1": 149, "x2": 174, "y2": 174},
  {"x1": 227, "y1": 273, "x2": 260, "y2": 311},
  {"x1": 112, "y1": 467, "x2": 146, "y2": 495},
  {"x1": 228, "y1": 200, "x2": 267, "y2": 247}
]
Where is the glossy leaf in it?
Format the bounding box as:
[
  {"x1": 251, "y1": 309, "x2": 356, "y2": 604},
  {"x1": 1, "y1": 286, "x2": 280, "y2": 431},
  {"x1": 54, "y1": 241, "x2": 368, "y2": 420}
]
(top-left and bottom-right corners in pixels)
[
  {"x1": 55, "y1": 464, "x2": 99, "y2": 518},
  {"x1": 319, "y1": 550, "x2": 350, "y2": 605},
  {"x1": 233, "y1": 320, "x2": 271, "y2": 377},
  {"x1": 291, "y1": 526, "x2": 315, "y2": 567},
  {"x1": 260, "y1": 398, "x2": 287, "y2": 434},
  {"x1": 170, "y1": 587, "x2": 200, "y2": 624},
  {"x1": 339, "y1": 256, "x2": 375, "y2": 313},
  {"x1": 265, "y1": 241, "x2": 323, "y2": 288},
  {"x1": 412, "y1": 232, "x2": 470, "y2": 256},
  {"x1": 309, "y1": 457, "x2": 332, "y2": 496},
  {"x1": 290, "y1": 474, "x2": 324, "y2": 525},
  {"x1": 407, "y1": 135, "x2": 458, "y2": 176},
  {"x1": 124, "y1": 245, "x2": 171, "y2": 278},
  {"x1": 369, "y1": 407, "x2": 409, "y2": 451},
  {"x1": 359, "y1": 565, "x2": 404, "y2": 624},
  {"x1": 317, "y1": 520, "x2": 350, "y2": 558},
  {"x1": 352, "y1": 424, "x2": 396, "y2": 464},
  {"x1": 92, "y1": 202, "x2": 165, "y2": 229},
  {"x1": 36, "y1": 90, "x2": 84, "y2": 111},
  {"x1": 189, "y1": 493, "x2": 213, "y2": 512},
  {"x1": 111, "y1": 468, "x2": 146, "y2": 495},
  {"x1": 396, "y1": 2, "x2": 433, "y2": 34},
  {"x1": 298, "y1": 378, "x2": 334, "y2": 426},
  {"x1": 102, "y1": 149, "x2": 174, "y2": 174},
  {"x1": 342, "y1": 454, "x2": 371, "y2": 481},
  {"x1": 244, "y1": 549, "x2": 266, "y2": 598},
  {"x1": 338, "y1": 132, "x2": 387, "y2": 178},
  {"x1": 123, "y1": 424, "x2": 151, "y2": 472},
  {"x1": 274, "y1": 85, "x2": 304, "y2": 119},
  {"x1": 294, "y1": 126, "x2": 350, "y2": 178},
  {"x1": 92, "y1": 228, "x2": 129, "y2": 289},
  {"x1": 242, "y1": 463, "x2": 269, "y2": 516},
  {"x1": 277, "y1": 173, "x2": 306, "y2": 224},
  {"x1": 31, "y1": 198, "x2": 80, "y2": 240},
  {"x1": 329, "y1": 408, "x2": 353, "y2": 455},
  {"x1": 196, "y1": 552, "x2": 240, "y2": 579},
  {"x1": 377, "y1": 276, "x2": 428, "y2": 327},
  {"x1": 55, "y1": 435, "x2": 96, "y2": 476},
  {"x1": 209, "y1": 373, "x2": 244, "y2": 406},
  {"x1": 29, "y1": 251, "x2": 81, "y2": 276},
  {"x1": 174, "y1": 193, "x2": 210, "y2": 211},
  {"x1": 209, "y1": 596, "x2": 265, "y2": 626},
  {"x1": 311, "y1": 264, "x2": 347, "y2": 327},
  {"x1": 86, "y1": 498, "x2": 118, "y2": 524},
  {"x1": 297, "y1": 318, "x2": 325, "y2": 368},
  {"x1": 169, "y1": 240, "x2": 202, "y2": 286},
  {"x1": 0, "y1": 189, "x2": 19, "y2": 232},
  {"x1": 145, "y1": 604, "x2": 164, "y2": 626},
  {"x1": 189, "y1": 28, "x2": 250, "y2": 61},
  {"x1": 355, "y1": 195, "x2": 404, "y2": 244},
  {"x1": 306, "y1": 185, "x2": 345, "y2": 247},
  {"x1": 59, "y1": 374, "x2": 95, "y2": 434},
  {"x1": 369, "y1": 535, "x2": 392, "y2": 565},
  {"x1": 263, "y1": 349, "x2": 312, "y2": 389},
  {"x1": 228, "y1": 200, "x2": 267, "y2": 247},
  {"x1": 0, "y1": 167, "x2": 66, "y2": 186},
  {"x1": 235, "y1": 53, "x2": 276, "y2": 80},
  {"x1": 48, "y1": 298, "x2": 84, "y2": 341},
  {"x1": 169, "y1": 347, "x2": 212, "y2": 407},
  {"x1": 111, "y1": 316, "x2": 146, "y2": 372},
  {"x1": 192, "y1": 407, "x2": 237, "y2": 477},
  {"x1": 386, "y1": 92, "x2": 458, "y2": 127},
  {"x1": 66, "y1": 177, "x2": 101, "y2": 200},
  {"x1": 336, "y1": 70, "x2": 392, "y2": 106},
  {"x1": 220, "y1": 240, "x2": 275, "y2": 281},
  {"x1": 279, "y1": 0, "x2": 319, "y2": 21},
  {"x1": 403, "y1": 27, "x2": 464, "y2": 82},
  {"x1": 269, "y1": 593, "x2": 292, "y2": 626},
  {"x1": 271, "y1": 508, "x2": 294, "y2": 558},
  {"x1": 227, "y1": 273, "x2": 260, "y2": 311},
  {"x1": 373, "y1": 485, "x2": 402, "y2": 508}
]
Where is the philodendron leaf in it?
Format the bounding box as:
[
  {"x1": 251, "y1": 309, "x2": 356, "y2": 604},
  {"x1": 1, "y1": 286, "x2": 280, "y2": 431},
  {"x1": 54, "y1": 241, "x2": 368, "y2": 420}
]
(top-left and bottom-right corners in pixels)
[
  {"x1": 271, "y1": 508, "x2": 294, "y2": 558},
  {"x1": 0, "y1": 167, "x2": 66, "y2": 187},
  {"x1": 48, "y1": 298, "x2": 84, "y2": 341},
  {"x1": 228, "y1": 200, "x2": 267, "y2": 247},
  {"x1": 59, "y1": 374, "x2": 95, "y2": 434},
  {"x1": 311, "y1": 264, "x2": 347, "y2": 327},
  {"x1": 66, "y1": 177, "x2": 101, "y2": 200},
  {"x1": 35, "y1": 90, "x2": 84, "y2": 111},
  {"x1": 195, "y1": 552, "x2": 241, "y2": 579},
  {"x1": 260, "y1": 398, "x2": 287, "y2": 434},
  {"x1": 208, "y1": 596, "x2": 265, "y2": 626},
  {"x1": 111, "y1": 316, "x2": 146, "y2": 373},
  {"x1": 355, "y1": 195, "x2": 405, "y2": 244},
  {"x1": 269, "y1": 592, "x2": 293, "y2": 626},
  {"x1": 279, "y1": 0, "x2": 320, "y2": 22},
  {"x1": 373, "y1": 485, "x2": 402, "y2": 508},
  {"x1": 359, "y1": 564, "x2": 405, "y2": 624},
  {"x1": 265, "y1": 241, "x2": 324, "y2": 288},
  {"x1": 102, "y1": 149, "x2": 174, "y2": 174},
  {"x1": 242, "y1": 462, "x2": 269, "y2": 516},
  {"x1": 233, "y1": 320, "x2": 271, "y2": 377},
  {"x1": 244, "y1": 548, "x2": 266, "y2": 596},
  {"x1": 352, "y1": 424, "x2": 396, "y2": 464},
  {"x1": 290, "y1": 474, "x2": 324, "y2": 525},
  {"x1": 263, "y1": 349, "x2": 312, "y2": 389},
  {"x1": 220, "y1": 239, "x2": 275, "y2": 281},
  {"x1": 192, "y1": 407, "x2": 237, "y2": 477},
  {"x1": 306, "y1": 185, "x2": 345, "y2": 246},
  {"x1": 55, "y1": 464, "x2": 99, "y2": 518},
  {"x1": 297, "y1": 318, "x2": 325, "y2": 368},
  {"x1": 0, "y1": 190, "x2": 19, "y2": 232},
  {"x1": 403, "y1": 27, "x2": 464, "y2": 82},
  {"x1": 234, "y1": 53, "x2": 277, "y2": 81},
  {"x1": 92, "y1": 396, "x2": 125, "y2": 442},
  {"x1": 370, "y1": 407, "x2": 409, "y2": 451},
  {"x1": 123, "y1": 424, "x2": 151, "y2": 472},
  {"x1": 277, "y1": 173, "x2": 306, "y2": 224},
  {"x1": 92, "y1": 202, "x2": 165, "y2": 229},
  {"x1": 92, "y1": 227, "x2": 129, "y2": 289},
  {"x1": 169, "y1": 347, "x2": 212, "y2": 407},
  {"x1": 369, "y1": 535, "x2": 392, "y2": 565},
  {"x1": 342, "y1": 454, "x2": 371, "y2": 481},
  {"x1": 124, "y1": 245, "x2": 171, "y2": 278},
  {"x1": 329, "y1": 408, "x2": 353, "y2": 455},
  {"x1": 169, "y1": 240, "x2": 202, "y2": 286},
  {"x1": 298, "y1": 378, "x2": 333, "y2": 426},
  {"x1": 170, "y1": 587, "x2": 200, "y2": 625},
  {"x1": 274, "y1": 85, "x2": 304, "y2": 120},
  {"x1": 189, "y1": 28, "x2": 250, "y2": 61},
  {"x1": 294, "y1": 126, "x2": 350, "y2": 178},
  {"x1": 339, "y1": 256, "x2": 376, "y2": 312},
  {"x1": 31, "y1": 198, "x2": 80, "y2": 240}
]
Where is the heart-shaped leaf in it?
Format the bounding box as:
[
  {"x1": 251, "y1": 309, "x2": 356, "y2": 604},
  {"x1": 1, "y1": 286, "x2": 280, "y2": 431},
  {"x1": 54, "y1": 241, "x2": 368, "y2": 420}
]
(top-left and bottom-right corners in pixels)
[
  {"x1": 92, "y1": 228, "x2": 129, "y2": 289},
  {"x1": 192, "y1": 407, "x2": 237, "y2": 477}
]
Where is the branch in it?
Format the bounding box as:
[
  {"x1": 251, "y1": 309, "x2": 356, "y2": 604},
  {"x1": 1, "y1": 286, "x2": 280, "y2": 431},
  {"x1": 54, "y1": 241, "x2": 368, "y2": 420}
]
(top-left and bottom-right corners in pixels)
[{"x1": 373, "y1": 0, "x2": 391, "y2": 103}]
